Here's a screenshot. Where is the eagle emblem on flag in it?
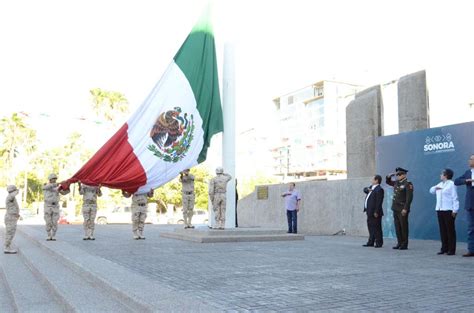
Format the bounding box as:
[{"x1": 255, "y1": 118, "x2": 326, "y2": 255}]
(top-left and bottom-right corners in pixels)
[{"x1": 147, "y1": 106, "x2": 195, "y2": 163}]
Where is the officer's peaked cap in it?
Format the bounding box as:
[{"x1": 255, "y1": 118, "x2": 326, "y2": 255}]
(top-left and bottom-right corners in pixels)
[{"x1": 395, "y1": 167, "x2": 408, "y2": 174}]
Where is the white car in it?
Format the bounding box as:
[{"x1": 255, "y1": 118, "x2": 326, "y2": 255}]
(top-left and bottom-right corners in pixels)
[
  {"x1": 176, "y1": 209, "x2": 208, "y2": 225},
  {"x1": 96, "y1": 205, "x2": 156, "y2": 225}
]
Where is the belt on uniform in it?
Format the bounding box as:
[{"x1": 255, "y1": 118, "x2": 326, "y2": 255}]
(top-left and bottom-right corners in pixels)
[
  {"x1": 137, "y1": 203, "x2": 146, "y2": 207},
  {"x1": 46, "y1": 202, "x2": 57, "y2": 206},
  {"x1": 183, "y1": 191, "x2": 193, "y2": 195}
]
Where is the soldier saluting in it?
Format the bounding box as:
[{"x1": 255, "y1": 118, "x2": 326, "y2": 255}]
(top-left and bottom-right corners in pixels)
[
  {"x1": 180, "y1": 169, "x2": 195, "y2": 229},
  {"x1": 386, "y1": 167, "x2": 414, "y2": 250}
]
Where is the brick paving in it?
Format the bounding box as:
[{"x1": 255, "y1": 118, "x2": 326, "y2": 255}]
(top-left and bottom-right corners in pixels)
[{"x1": 13, "y1": 224, "x2": 474, "y2": 312}]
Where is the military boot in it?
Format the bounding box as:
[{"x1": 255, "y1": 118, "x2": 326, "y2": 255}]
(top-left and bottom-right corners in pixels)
[
  {"x1": 46, "y1": 231, "x2": 52, "y2": 241},
  {"x1": 51, "y1": 231, "x2": 57, "y2": 241},
  {"x1": 4, "y1": 246, "x2": 17, "y2": 254},
  {"x1": 133, "y1": 231, "x2": 140, "y2": 240},
  {"x1": 83, "y1": 229, "x2": 89, "y2": 240},
  {"x1": 89, "y1": 229, "x2": 95, "y2": 240},
  {"x1": 139, "y1": 230, "x2": 145, "y2": 240}
]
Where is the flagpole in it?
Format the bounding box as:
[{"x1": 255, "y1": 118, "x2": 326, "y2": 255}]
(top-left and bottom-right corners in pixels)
[{"x1": 223, "y1": 42, "x2": 236, "y2": 229}]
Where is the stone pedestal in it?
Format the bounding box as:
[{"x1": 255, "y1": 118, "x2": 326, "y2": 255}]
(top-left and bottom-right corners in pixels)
[
  {"x1": 398, "y1": 70, "x2": 430, "y2": 133},
  {"x1": 346, "y1": 85, "x2": 383, "y2": 178},
  {"x1": 160, "y1": 227, "x2": 304, "y2": 243}
]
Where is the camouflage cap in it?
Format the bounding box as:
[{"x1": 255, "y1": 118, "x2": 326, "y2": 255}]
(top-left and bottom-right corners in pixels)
[
  {"x1": 7, "y1": 185, "x2": 17, "y2": 193},
  {"x1": 48, "y1": 173, "x2": 58, "y2": 180},
  {"x1": 216, "y1": 167, "x2": 224, "y2": 174}
]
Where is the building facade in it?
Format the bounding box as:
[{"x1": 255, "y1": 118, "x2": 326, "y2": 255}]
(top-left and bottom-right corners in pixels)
[{"x1": 272, "y1": 81, "x2": 364, "y2": 181}]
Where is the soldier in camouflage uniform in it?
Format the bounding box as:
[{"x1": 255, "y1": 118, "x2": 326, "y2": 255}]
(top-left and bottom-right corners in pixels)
[
  {"x1": 4, "y1": 185, "x2": 20, "y2": 254},
  {"x1": 123, "y1": 189, "x2": 154, "y2": 240},
  {"x1": 78, "y1": 182, "x2": 102, "y2": 240},
  {"x1": 43, "y1": 173, "x2": 70, "y2": 241},
  {"x1": 180, "y1": 169, "x2": 195, "y2": 229},
  {"x1": 386, "y1": 167, "x2": 414, "y2": 250},
  {"x1": 208, "y1": 167, "x2": 232, "y2": 229}
]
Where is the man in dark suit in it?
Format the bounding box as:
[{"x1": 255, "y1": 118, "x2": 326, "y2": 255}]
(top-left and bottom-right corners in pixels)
[
  {"x1": 454, "y1": 154, "x2": 474, "y2": 257},
  {"x1": 363, "y1": 175, "x2": 384, "y2": 247}
]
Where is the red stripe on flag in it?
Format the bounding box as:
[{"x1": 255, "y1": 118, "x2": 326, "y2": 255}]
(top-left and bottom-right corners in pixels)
[{"x1": 63, "y1": 123, "x2": 147, "y2": 193}]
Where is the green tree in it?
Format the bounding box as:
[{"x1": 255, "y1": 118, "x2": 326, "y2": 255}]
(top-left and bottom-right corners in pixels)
[
  {"x1": 151, "y1": 166, "x2": 212, "y2": 211},
  {"x1": 27, "y1": 132, "x2": 94, "y2": 209},
  {"x1": 90, "y1": 88, "x2": 129, "y2": 124},
  {"x1": 0, "y1": 113, "x2": 37, "y2": 185}
]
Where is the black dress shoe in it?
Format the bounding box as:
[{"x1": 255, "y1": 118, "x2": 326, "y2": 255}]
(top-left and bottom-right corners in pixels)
[
  {"x1": 374, "y1": 245, "x2": 383, "y2": 248},
  {"x1": 392, "y1": 246, "x2": 400, "y2": 249},
  {"x1": 399, "y1": 246, "x2": 408, "y2": 250},
  {"x1": 287, "y1": 231, "x2": 292, "y2": 233},
  {"x1": 447, "y1": 252, "x2": 455, "y2": 255},
  {"x1": 462, "y1": 252, "x2": 474, "y2": 257},
  {"x1": 437, "y1": 251, "x2": 446, "y2": 255},
  {"x1": 362, "y1": 244, "x2": 374, "y2": 247}
]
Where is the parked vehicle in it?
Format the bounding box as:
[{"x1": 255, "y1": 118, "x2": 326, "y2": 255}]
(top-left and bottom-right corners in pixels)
[
  {"x1": 176, "y1": 209, "x2": 208, "y2": 225},
  {"x1": 58, "y1": 211, "x2": 70, "y2": 224},
  {"x1": 96, "y1": 205, "x2": 156, "y2": 225},
  {"x1": 19, "y1": 209, "x2": 36, "y2": 220}
]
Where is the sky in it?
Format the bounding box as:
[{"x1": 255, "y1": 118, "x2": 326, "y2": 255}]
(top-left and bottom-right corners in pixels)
[{"x1": 1, "y1": 0, "x2": 473, "y2": 156}]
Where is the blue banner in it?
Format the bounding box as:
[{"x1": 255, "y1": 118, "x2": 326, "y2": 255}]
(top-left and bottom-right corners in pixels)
[{"x1": 376, "y1": 121, "x2": 474, "y2": 241}]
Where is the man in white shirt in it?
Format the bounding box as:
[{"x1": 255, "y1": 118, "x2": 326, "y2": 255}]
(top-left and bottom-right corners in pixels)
[
  {"x1": 281, "y1": 183, "x2": 301, "y2": 234},
  {"x1": 430, "y1": 168, "x2": 459, "y2": 255}
]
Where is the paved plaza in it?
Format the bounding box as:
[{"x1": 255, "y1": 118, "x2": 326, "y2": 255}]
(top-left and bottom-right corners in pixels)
[{"x1": 1, "y1": 224, "x2": 474, "y2": 312}]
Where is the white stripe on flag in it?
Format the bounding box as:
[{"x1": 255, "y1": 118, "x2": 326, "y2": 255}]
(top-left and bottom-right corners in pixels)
[{"x1": 127, "y1": 62, "x2": 204, "y2": 193}]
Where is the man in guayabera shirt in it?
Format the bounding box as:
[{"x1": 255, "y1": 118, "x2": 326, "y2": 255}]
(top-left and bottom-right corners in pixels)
[
  {"x1": 123, "y1": 189, "x2": 154, "y2": 240},
  {"x1": 4, "y1": 185, "x2": 20, "y2": 254},
  {"x1": 281, "y1": 183, "x2": 301, "y2": 234},
  {"x1": 180, "y1": 169, "x2": 195, "y2": 229},
  {"x1": 78, "y1": 182, "x2": 102, "y2": 240},
  {"x1": 43, "y1": 173, "x2": 70, "y2": 241}
]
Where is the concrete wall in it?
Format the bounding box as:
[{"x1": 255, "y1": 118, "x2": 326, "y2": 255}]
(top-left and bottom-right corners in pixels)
[
  {"x1": 398, "y1": 70, "x2": 430, "y2": 133},
  {"x1": 237, "y1": 177, "x2": 371, "y2": 236},
  {"x1": 346, "y1": 86, "x2": 383, "y2": 178}
]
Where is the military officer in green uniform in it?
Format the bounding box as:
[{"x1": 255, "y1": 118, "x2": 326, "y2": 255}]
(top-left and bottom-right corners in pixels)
[{"x1": 386, "y1": 167, "x2": 414, "y2": 250}]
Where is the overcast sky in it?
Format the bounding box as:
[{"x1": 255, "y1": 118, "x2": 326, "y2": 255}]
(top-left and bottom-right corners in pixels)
[{"x1": 1, "y1": 0, "x2": 473, "y2": 150}]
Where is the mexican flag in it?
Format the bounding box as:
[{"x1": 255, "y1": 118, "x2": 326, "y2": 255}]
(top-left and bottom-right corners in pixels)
[{"x1": 62, "y1": 13, "x2": 223, "y2": 194}]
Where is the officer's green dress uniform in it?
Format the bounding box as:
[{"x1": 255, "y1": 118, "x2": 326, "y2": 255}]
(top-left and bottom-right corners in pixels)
[{"x1": 386, "y1": 168, "x2": 414, "y2": 249}]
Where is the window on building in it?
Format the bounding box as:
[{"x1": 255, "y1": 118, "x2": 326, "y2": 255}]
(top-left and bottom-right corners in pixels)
[{"x1": 288, "y1": 95, "x2": 294, "y2": 105}]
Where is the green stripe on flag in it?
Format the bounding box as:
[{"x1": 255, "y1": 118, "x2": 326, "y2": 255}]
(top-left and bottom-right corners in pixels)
[{"x1": 174, "y1": 16, "x2": 223, "y2": 163}]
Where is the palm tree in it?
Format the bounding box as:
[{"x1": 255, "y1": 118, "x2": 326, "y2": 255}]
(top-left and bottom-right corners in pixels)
[
  {"x1": 90, "y1": 88, "x2": 130, "y2": 125},
  {"x1": 0, "y1": 113, "x2": 37, "y2": 184}
]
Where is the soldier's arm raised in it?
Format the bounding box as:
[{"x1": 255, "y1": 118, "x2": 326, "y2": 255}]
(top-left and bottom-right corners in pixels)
[
  {"x1": 385, "y1": 174, "x2": 395, "y2": 187},
  {"x1": 59, "y1": 187, "x2": 70, "y2": 195}
]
